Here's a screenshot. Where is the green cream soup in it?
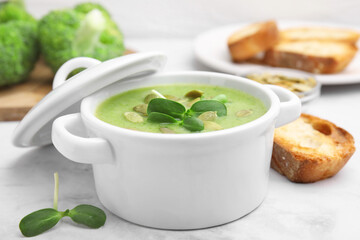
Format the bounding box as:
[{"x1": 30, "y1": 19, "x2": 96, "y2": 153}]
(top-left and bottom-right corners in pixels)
[{"x1": 95, "y1": 84, "x2": 267, "y2": 133}]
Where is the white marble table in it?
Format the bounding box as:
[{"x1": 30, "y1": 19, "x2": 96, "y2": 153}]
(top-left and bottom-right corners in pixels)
[{"x1": 1, "y1": 39, "x2": 360, "y2": 239}]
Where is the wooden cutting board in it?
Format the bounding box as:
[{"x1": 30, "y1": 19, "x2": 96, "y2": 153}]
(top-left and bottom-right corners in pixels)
[
  {"x1": 0, "y1": 58, "x2": 54, "y2": 121},
  {"x1": 0, "y1": 51, "x2": 133, "y2": 121}
]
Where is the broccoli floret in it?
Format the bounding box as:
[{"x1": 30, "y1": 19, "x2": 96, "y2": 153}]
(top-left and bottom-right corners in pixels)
[
  {"x1": 74, "y1": 2, "x2": 111, "y2": 19},
  {"x1": 0, "y1": 22, "x2": 38, "y2": 85},
  {"x1": 39, "y1": 2, "x2": 125, "y2": 72},
  {"x1": 0, "y1": 0, "x2": 39, "y2": 86},
  {"x1": 0, "y1": 0, "x2": 35, "y2": 23}
]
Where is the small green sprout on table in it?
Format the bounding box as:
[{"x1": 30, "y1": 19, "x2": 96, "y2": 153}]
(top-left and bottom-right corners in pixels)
[{"x1": 19, "y1": 172, "x2": 106, "y2": 237}]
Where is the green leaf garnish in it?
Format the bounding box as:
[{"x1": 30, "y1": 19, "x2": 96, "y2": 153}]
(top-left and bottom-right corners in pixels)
[
  {"x1": 212, "y1": 94, "x2": 228, "y2": 103},
  {"x1": 19, "y1": 208, "x2": 63, "y2": 237},
  {"x1": 19, "y1": 173, "x2": 106, "y2": 237},
  {"x1": 190, "y1": 100, "x2": 227, "y2": 116},
  {"x1": 147, "y1": 98, "x2": 186, "y2": 118},
  {"x1": 69, "y1": 204, "x2": 106, "y2": 229},
  {"x1": 147, "y1": 112, "x2": 178, "y2": 123},
  {"x1": 145, "y1": 91, "x2": 228, "y2": 132},
  {"x1": 182, "y1": 116, "x2": 204, "y2": 131}
]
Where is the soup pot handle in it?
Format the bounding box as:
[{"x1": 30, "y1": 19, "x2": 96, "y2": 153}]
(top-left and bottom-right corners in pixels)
[
  {"x1": 267, "y1": 85, "x2": 301, "y2": 128},
  {"x1": 52, "y1": 113, "x2": 114, "y2": 164},
  {"x1": 52, "y1": 57, "x2": 101, "y2": 89}
]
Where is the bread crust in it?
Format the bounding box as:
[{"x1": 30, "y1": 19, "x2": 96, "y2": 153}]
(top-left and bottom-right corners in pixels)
[
  {"x1": 264, "y1": 41, "x2": 357, "y2": 73},
  {"x1": 280, "y1": 27, "x2": 360, "y2": 45},
  {"x1": 228, "y1": 21, "x2": 279, "y2": 62},
  {"x1": 271, "y1": 114, "x2": 355, "y2": 183}
]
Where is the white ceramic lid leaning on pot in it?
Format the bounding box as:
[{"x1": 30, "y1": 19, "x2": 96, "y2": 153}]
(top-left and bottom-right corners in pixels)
[{"x1": 13, "y1": 52, "x2": 301, "y2": 230}]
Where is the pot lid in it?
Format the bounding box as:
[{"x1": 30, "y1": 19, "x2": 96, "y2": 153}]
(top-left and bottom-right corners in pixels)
[{"x1": 12, "y1": 52, "x2": 167, "y2": 147}]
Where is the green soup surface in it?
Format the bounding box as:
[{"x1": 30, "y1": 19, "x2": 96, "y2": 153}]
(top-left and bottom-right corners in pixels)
[{"x1": 95, "y1": 84, "x2": 267, "y2": 133}]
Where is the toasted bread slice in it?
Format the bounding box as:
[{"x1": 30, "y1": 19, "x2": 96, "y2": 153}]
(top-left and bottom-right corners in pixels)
[
  {"x1": 281, "y1": 27, "x2": 360, "y2": 45},
  {"x1": 228, "y1": 21, "x2": 279, "y2": 62},
  {"x1": 264, "y1": 40, "x2": 357, "y2": 73},
  {"x1": 271, "y1": 114, "x2": 355, "y2": 183}
]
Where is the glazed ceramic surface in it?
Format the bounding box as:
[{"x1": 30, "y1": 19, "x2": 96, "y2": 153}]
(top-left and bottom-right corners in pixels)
[
  {"x1": 194, "y1": 20, "x2": 360, "y2": 85},
  {"x1": 243, "y1": 68, "x2": 321, "y2": 112},
  {"x1": 51, "y1": 58, "x2": 301, "y2": 230},
  {"x1": 12, "y1": 53, "x2": 166, "y2": 147}
]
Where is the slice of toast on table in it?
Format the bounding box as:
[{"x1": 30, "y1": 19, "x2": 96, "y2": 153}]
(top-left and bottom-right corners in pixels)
[
  {"x1": 264, "y1": 40, "x2": 357, "y2": 73},
  {"x1": 228, "y1": 20, "x2": 279, "y2": 62},
  {"x1": 271, "y1": 114, "x2": 355, "y2": 183}
]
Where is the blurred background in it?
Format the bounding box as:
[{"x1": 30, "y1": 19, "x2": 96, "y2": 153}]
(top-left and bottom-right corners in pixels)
[
  {"x1": 26, "y1": 0, "x2": 360, "y2": 38},
  {"x1": 1, "y1": 1, "x2": 360, "y2": 239}
]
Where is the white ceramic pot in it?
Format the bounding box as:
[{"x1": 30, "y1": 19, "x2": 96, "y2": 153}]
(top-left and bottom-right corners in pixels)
[{"x1": 51, "y1": 57, "x2": 301, "y2": 230}]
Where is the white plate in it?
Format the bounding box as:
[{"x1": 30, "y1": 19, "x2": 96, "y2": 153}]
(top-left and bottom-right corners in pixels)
[{"x1": 194, "y1": 20, "x2": 360, "y2": 85}]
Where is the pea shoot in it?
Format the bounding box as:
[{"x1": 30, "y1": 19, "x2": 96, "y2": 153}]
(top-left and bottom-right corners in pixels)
[
  {"x1": 19, "y1": 172, "x2": 106, "y2": 237},
  {"x1": 147, "y1": 98, "x2": 227, "y2": 132}
]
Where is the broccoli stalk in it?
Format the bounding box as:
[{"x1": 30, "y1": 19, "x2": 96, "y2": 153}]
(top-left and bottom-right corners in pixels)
[{"x1": 73, "y1": 9, "x2": 106, "y2": 56}]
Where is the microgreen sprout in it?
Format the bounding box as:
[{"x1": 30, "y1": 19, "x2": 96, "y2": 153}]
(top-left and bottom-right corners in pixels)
[
  {"x1": 19, "y1": 172, "x2": 106, "y2": 237},
  {"x1": 147, "y1": 97, "x2": 227, "y2": 132}
]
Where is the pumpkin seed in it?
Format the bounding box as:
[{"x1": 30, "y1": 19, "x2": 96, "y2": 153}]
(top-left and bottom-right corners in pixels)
[
  {"x1": 133, "y1": 104, "x2": 148, "y2": 115},
  {"x1": 164, "y1": 95, "x2": 180, "y2": 101},
  {"x1": 185, "y1": 90, "x2": 204, "y2": 98},
  {"x1": 203, "y1": 121, "x2": 222, "y2": 131},
  {"x1": 198, "y1": 111, "x2": 217, "y2": 121},
  {"x1": 151, "y1": 89, "x2": 166, "y2": 99},
  {"x1": 246, "y1": 73, "x2": 317, "y2": 97},
  {"x1": 126, "y1": 127, "x2": 139, "y2": 131},
  {"x1": 291, "y1": 83, "x2": 313, "y2": 92},
  {"x1": 186, "y1": 97, "x2": 201, "y2": 107},
  {"x1": 177, "y1": 98, "x2": 188, "y2": 104},
  {"x1": 160, "y1": 127, "x2": 176, "y2": 134},
  {"x1": 124, "y1": 112, "x2": 144, "y2": 123},
  {"x1": 236, "y1": 109, "x2": 253, "y2": 117},
  {"x1": 144, "y1": 93, "x2": 158, "y2": 103}
]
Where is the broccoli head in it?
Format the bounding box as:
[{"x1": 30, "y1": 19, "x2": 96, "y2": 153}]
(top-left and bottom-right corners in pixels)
[
  {"x1": 0, "y1": 0, "x2": 36, "y2": 23},
  {"x1": 74, "y1": 2, "x2": 111, "y2": 18},
  {"x1": 39, "y1": 3, "x2": 125, "y2": 72},
  {"x1": 0, "y1": 0, "x2": 38, "y2": 86}
]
